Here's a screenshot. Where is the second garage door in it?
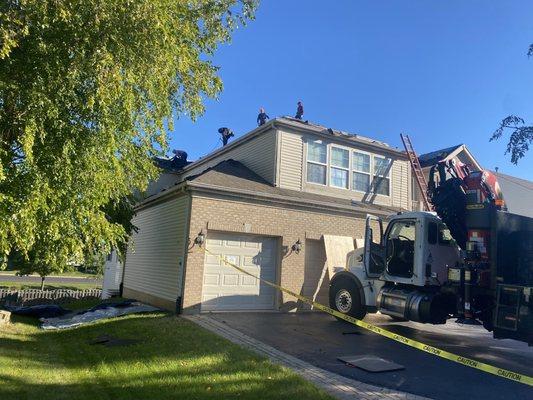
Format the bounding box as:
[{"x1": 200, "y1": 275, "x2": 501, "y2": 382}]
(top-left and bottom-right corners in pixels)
[{"x1": 202, "y1": 232, "x2": 278, "y2": 311}]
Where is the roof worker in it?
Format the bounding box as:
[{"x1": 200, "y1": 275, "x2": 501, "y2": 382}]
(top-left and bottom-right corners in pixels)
[
  {"x1": 218, "y1": 127, "x2": 234, "y2": 146},
  {"x1": 257, "y1": 107, "x2": 269, "y2": 126},
  {"x1": 295, "y1": 101, "x2": 304, "y2": 120}
]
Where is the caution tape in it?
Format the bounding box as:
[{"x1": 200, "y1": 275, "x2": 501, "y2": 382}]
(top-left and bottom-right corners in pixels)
[{"x1": 200, "y1": 247, "x2": 533, "y2": 386}]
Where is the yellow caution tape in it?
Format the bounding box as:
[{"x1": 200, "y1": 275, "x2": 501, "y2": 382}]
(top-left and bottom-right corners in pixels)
[{"x1": 201, "y1": 247, "x2": 533, "y2": 386}]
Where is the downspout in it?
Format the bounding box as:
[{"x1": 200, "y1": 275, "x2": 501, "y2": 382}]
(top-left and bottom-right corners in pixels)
[
  {"x1": 119, "y1": 248, "x2": 126, "y2": 297},
  {"x1": 176, "y1": 188, "x2": 193, "y2": 314}
]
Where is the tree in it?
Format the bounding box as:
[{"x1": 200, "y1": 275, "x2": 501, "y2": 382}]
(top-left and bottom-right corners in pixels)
[
  {"x1": 11, "y1": 249, "x2": 55, "y2": 290},
  {"x1": 0, "y1": 1, "x2": 257, "y2": 274},
  {"x1": 490, "y1": 43, "x2": 532, "y2": 164}
]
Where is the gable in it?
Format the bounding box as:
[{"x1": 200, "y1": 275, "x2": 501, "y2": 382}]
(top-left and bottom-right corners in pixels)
[{"x1": 180, "y1": 126, "x2": 278, "y2": 184}]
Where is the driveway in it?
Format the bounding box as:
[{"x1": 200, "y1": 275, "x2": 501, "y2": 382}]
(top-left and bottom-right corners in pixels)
[{"x1": 207, "y1": 312, "x2": 533, "y2": 400}]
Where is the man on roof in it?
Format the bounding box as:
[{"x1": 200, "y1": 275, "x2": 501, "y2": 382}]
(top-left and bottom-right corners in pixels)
[{"x1": 257, "y1": 107, "x2": 269, "y2": 126}]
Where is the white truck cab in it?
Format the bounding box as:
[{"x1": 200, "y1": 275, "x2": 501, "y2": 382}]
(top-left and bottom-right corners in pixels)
[{"x1": 329, "y1": 212, "x2": 460, "y2": 323}]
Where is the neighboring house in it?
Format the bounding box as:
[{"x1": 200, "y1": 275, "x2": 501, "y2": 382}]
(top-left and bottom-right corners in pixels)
[
  {"x1": 102, "y1": 249, "x2": 123, "y2": 299},
  {"x1": 415, "y1": 144, "x2": 533, "y2": 218},
  {"x1": 491, "y1": 171, "x2": 533, "y2": 218},
  {"x1": 122, "y1": 117, "x2": 412, "y2": 313},
  {"x1": 413, "y1": 144, "x2": 482, "y2": 210}
]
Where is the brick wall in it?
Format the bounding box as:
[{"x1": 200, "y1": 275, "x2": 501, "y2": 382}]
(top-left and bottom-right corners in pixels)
[{"x1": 182, "y1": 193, "x2": 366, "y2": 313}]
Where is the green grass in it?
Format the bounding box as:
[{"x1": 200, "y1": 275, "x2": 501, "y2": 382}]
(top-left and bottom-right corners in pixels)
[
  {"x1": 0, "y1": 309, "x2": 333, "y2": 400},
  {"x1": 0, "y1": 281, "x2": 101, "y2": 290}
]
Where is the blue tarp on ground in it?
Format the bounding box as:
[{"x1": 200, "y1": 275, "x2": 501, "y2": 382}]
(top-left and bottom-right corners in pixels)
[
  {"x1": 4, "y1": 304, "x2": 70, "y2": 318},
  {"x1": 41, "y1": 302, "x2": 160, "y2": 330},
  {"x1": 3, "y1": 299, "x2": 160, "y2": 329}
]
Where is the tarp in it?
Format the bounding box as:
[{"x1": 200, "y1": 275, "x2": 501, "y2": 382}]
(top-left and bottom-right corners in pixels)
[
  {"x1": 5, "y1": 304, "x2": 70, "y2": 319},
  {"x1": 41, "y1": 302, "x2": 159, "y2": 330}
]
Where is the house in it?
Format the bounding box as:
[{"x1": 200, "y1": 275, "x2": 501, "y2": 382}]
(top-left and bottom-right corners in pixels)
[
  {"x1": 491, "y1": 171, "x2": 533, "y2": 218},
  {"x1": 413, "y1": 144, "x2": 482, "y2": 211},
  {"x1": 415, "y1": 144, "x2": 533, "y2": 218},
  {"x1": 102, "y1": 249, "x2": 123, "y2": 299},
  {"x1": 122, "y1": 117, "x2": 413, "y2": 313}
]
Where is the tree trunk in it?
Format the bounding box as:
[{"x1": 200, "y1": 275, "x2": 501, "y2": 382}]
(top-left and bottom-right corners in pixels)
[{"x1": 40, "y1": 276, "x2": 45, "y2": 290}]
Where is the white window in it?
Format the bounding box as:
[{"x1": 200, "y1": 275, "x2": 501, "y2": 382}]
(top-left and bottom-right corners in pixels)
[
  {"x1": 307, "y1": 141, "x2": 327, "y2": 185},
  {"x1": 330, "y1": 147, "x2": 349, "y2": 188},
  {"x1": 305, "y1": 141, "x2": 393, "y2": 198},
  {"x1": 352, "y1": 151, "x2": 371, "y2": 192},
  {"x1": 373, "y1": 156, "x2": 391, "y2": 196}
]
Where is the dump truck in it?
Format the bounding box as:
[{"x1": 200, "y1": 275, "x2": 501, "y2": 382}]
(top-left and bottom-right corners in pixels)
[{"x1": 328, "y1": 154, "x2": 533, "y2": 345}]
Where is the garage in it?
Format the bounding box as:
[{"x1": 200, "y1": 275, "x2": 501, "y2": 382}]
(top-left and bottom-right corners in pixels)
[{"x1": 201, "y1": 232, "x2": 278, "y2": 311}]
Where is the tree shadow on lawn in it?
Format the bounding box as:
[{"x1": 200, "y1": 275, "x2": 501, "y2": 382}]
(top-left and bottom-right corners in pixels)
[
  {"x1": 0, "y1": 314, "x2": 331, "y2": 400},
  {"x1": 0, "y1": 369, "x2": 328, "y2": 400}
]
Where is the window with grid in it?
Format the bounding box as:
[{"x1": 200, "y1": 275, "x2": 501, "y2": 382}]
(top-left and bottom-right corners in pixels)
[
  {"x1": 307, "y1": 141, "x2": 327, "y2": 185},
  {"x1": 352, "y1": 151, "x2": 371, "y2": 192},
  {"x1": 330, "y1": 147, "x2": 349, "y2": 188},
  {"x1": 373, "y1": 156, "x2": 391, "y2": 196}
]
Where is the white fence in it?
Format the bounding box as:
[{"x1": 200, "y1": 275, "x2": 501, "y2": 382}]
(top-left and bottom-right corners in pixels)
[{"x1": 0, "y1": 288, "x2": 102, "y2": 306}]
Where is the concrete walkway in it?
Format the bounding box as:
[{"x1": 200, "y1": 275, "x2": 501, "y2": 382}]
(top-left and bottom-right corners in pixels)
[{"x1": 185, "y1": 314, "x2": 430, "y2": 400}]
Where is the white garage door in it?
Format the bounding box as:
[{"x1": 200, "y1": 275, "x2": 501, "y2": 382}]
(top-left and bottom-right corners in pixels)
[{"x1": 202, "y1": 232, "x2": 277, "y2": 311}]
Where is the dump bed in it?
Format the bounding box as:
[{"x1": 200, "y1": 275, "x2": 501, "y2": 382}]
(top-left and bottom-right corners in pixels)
[
  {"x1": 465, "y1": 206, "x2": 533, "y2": 344},
  {"x1": 491, "y1": 210, "x2": 533, "y2": 287},
  {"x1": 464, "y1": 206, "x2": 533, "y2": 288}
]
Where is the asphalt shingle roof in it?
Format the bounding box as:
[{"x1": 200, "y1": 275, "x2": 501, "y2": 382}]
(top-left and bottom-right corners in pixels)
[
  {"x1": 418, "y1": 144, "x2": 463, "y2": 168},
  {"x1": 185, "y1": 159, "x2": 401, "y2": 215}
]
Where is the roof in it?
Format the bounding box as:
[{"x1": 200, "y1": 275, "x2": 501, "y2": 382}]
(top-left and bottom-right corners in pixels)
[
  {"x1": 418, "y1": 144, "x2": 463, "y2": 168},
  {"x1": 177, "y1": 116, "x2": 406, "y2": 177},
  {"x1": 154, "y1": 153, "x2": 191, "y2": 172},
  {"x1": 492, "y1": 171, "x2": 533, "y2": 218},
  {"x1": 278, "y1": 116, "x2": 393, "y2": 149},
  {"x1": 141, "y1": 159, "x2": 401, "y2": 216}
]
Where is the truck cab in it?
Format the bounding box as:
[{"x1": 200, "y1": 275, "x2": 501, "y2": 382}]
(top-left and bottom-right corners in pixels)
[{"x1": 329, "y1": 212, "x2": 460, "y2": 323}]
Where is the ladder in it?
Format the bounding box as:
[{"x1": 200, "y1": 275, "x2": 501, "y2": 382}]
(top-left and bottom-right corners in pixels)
[{"x1": 400, "y1": 134, "x2": 432, "y2": 211}]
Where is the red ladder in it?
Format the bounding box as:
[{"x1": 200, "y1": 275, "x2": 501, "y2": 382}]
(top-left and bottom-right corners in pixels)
[{"x1": 400, "y1": 133, "x2": 432, "y2": 211}]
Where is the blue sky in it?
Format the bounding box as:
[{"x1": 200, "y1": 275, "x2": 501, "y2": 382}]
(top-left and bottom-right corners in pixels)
[{"x1": 170, "y1": 1, "x2": 533, "y2": 180}]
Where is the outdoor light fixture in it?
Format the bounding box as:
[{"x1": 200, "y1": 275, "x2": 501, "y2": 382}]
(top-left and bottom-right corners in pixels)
[
  {"x1": 291, "y1": 239, "x2": 302, "y2": 254},
  {"x1": 194, "y1": 230, "x2": 206, "y2": 247}
]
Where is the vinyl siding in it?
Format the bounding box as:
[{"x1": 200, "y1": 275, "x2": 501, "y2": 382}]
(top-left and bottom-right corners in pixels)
[
  {"x1": 181, "y1": 129, "x2": 277, "y2": 183},
  {"x1": 391, "y1": 159, "x2": 411, "y2": 209},
  {"x1": 278, "y1": 130, "x2": 304, "y2": 190},
  {"x1": 123, "y1": 195, "x2": 190, "y2": 302},
  {"x1": 278, "y1": 130, "x2": 411, "y2": 209}
]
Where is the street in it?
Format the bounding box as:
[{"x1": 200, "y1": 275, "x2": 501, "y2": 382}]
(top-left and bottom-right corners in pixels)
[{"x1": 0, "y1": 274, "x2": 102, "y2": 286}]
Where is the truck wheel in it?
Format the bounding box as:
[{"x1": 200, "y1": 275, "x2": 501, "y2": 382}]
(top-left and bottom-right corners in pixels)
[{"x1": 329, "y1": 278, "x2": 367, "y2": 320}]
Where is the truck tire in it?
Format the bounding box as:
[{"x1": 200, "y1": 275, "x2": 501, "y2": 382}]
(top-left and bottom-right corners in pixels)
[{"x1": 329, "y1": 278, "x2": 367, "y2": 320}]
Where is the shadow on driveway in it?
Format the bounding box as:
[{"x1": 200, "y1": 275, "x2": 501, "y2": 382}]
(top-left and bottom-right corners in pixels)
[{"x1": 207, "y1": 312, "x2": 533, "y2": 400}]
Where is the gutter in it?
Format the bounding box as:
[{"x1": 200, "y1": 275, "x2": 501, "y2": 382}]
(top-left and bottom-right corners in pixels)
[
  {"x1": 134, "y1": 181, "x2": 187, "y2": 211},
  {"x1": 187, "y1": 181, "x2": 396, "y2": 218}
]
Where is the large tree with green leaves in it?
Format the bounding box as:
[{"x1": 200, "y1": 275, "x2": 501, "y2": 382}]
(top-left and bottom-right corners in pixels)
[
  {"x1": 0, "y1": 0, "x2": 257, "y2": 274},
  {"x1": 490, "y1": 43, "x2": 532, "y2": 164}
]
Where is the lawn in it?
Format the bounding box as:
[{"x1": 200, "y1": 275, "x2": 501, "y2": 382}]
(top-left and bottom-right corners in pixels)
[{"x1": 0, "y1": 308, "x2": 333, "y2": 400}]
